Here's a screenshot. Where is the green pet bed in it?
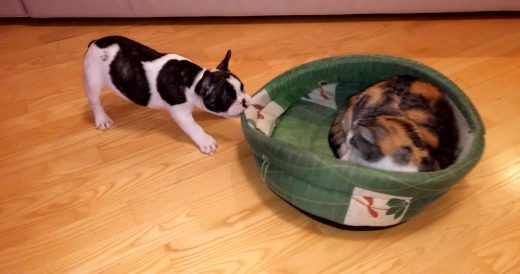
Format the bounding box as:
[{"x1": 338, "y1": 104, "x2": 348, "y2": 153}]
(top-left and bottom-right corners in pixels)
[{"x1": 241, "y1": 55, "x2": 485, "y2": 228}]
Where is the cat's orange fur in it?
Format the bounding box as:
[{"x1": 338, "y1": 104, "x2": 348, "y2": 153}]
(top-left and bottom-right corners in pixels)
[{"x1": 329, "y1": 76, "x2": 459, "y2": 172}]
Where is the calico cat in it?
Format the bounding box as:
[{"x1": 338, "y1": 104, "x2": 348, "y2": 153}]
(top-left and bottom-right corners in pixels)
[{"x1": 328, "y1": 75, "x2": 459, "y2": 172}]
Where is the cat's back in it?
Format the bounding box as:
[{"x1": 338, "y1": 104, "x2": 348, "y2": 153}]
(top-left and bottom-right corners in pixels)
[{"x1": 355, "y1": 75, "x2": 447, "y2": 117}]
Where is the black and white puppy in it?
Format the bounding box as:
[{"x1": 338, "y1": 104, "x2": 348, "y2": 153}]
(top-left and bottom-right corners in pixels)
[{"x1": 83, "y1": 36, "x2": 251, "y2": 154}]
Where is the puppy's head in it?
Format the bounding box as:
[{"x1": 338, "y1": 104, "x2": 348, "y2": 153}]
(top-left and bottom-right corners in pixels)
[{"x1": 195, "y1": 50, "x2": 251, "y2": 118}]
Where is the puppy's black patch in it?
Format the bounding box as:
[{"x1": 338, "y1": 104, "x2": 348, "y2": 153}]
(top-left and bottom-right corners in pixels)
[
  {"x1": 94, "y1": 36, "x2": 164, "y2": 61},
  {"x1": 228, "y1": 71, "x2": 245, "y2": 93},
  {"x1": 195, "y1": 71, "x2": 237, "y2": 113},
  {"x1": 108, "y1": 52, "x2": 152, "y2": 106},
  {"x1": 94, "y1": 36, "x2": 165, "y2": 106},
  {"x1": 157, "y1": 60, "x2": 203, "y2": 106}
]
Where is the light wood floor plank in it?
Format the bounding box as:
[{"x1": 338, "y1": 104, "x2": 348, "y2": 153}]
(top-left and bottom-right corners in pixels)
[{"x1": 0, "y1": 14, "x2": 519, "y2": 273}]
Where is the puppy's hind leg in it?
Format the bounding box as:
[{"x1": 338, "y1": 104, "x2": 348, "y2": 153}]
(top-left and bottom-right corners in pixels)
[{"x1": 83, "y1": 57, "x2": 113, "y2": 131}]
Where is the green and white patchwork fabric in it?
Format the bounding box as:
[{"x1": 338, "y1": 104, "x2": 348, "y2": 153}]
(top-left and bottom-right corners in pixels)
[{"x1": 241, "y1": 55, "x2": 485, "y2": 227}]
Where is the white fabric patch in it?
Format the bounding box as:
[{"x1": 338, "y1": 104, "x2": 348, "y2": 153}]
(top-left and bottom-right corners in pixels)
[
  {"x1": 256, "y1": 102, "x2": 284, "y2": 136},
  {"x1": 301, "y1": 83, "x2": 338, "y2": 109},
  {"x1": 244, "y1": 89, "x2": 271, "y2": 124},
  {"x1": 343, "y1": 187, "x2": 412, "y2": 226}
]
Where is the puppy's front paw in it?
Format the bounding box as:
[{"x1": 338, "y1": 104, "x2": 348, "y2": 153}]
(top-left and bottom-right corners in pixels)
[
  {"x1": 195, "y1": 133, "x2": 217, "y2": 155},
  {"x1": 95, "y1": 115, "x2": 113, "y2": 131}
]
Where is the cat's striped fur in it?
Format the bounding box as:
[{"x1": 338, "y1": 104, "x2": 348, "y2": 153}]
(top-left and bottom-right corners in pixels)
[{"x1": 329, "y1": 76, "x2": 459, "y2": 172}]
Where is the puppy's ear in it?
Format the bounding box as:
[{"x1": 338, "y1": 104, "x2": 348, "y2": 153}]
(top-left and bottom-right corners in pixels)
[{"x1": 217, "y1": 50, "x2": 232, "y2": 71}]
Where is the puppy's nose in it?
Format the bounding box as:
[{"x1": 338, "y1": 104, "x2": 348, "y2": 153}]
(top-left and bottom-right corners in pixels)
[
  {"x1": 241, "y1": 98, "x2": 249, "y2": 108},
  {"x1": 242, "y1": 94, "x2": 252, "y2": 108}
]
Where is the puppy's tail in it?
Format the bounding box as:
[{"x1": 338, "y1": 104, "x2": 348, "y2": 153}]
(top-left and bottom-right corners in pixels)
[{"x1": 87, "y1": 40, "x2": 97, "y2": 48}]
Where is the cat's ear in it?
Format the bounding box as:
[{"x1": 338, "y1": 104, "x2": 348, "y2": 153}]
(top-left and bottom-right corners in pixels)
[{"x1": 217, "y1": 49, "x2": 232, "y2": 71}]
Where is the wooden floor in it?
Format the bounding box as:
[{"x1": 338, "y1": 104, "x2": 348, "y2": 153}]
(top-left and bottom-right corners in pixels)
[{"x1": 1, "y1": 14, "x2": 519, "y2": 273}]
